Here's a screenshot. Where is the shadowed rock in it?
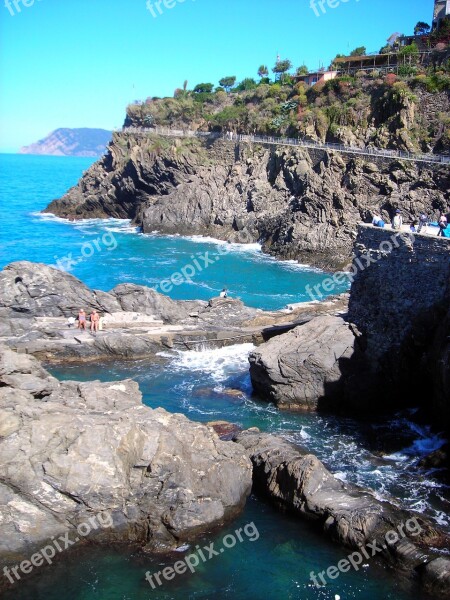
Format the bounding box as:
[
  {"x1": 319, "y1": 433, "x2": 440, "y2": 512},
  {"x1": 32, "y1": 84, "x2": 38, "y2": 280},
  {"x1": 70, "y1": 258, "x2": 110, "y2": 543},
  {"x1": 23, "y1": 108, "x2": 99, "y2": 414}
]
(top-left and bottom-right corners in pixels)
[{"x1": 249, "y1": 315, "x2": 369, "y2": 411}]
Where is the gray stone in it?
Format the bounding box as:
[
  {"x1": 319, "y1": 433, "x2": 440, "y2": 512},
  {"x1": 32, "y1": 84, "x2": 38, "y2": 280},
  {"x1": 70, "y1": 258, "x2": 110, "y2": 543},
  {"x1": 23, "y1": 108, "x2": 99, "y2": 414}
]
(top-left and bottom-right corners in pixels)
[
  {"x1": 112, "y1": 283, "x2": 204, "y2": 323},
  {"x1": 0, "y1": 261, "x2": 121, "y2": 318},
  {"x1": 234, "y1": 429, "x2": 450, "y2": 596},
  {"x1": 43, "y1": 133, "x2": 450, "y2": 270},
  {"x1": 0, "y1": 345, "x2": 252, "y2": 572},
  {"x1": 249, "y1": 315, "x2": 367, "y2": 410}
]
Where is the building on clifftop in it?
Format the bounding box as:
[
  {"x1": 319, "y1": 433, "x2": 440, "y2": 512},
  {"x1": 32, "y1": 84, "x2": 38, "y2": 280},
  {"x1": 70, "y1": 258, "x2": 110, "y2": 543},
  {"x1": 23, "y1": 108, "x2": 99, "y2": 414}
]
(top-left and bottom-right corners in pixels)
[{"x1": 433, "y1": 0, "x2": 450, "y2": 30}]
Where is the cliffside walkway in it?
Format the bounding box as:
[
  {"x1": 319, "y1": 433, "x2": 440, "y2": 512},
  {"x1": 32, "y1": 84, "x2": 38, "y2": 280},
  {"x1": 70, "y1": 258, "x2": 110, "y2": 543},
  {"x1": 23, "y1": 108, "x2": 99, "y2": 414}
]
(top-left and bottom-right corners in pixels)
[{"x1": 121, "y1": 126, "x2": 450, "y2": 166}]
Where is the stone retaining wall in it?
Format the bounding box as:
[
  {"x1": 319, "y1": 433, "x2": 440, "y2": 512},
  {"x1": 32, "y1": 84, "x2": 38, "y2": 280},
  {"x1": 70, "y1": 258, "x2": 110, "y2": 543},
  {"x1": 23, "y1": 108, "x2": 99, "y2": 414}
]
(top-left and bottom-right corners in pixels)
[{"x1": 348, "y1": 224, "x2": 450, "y2": 425}]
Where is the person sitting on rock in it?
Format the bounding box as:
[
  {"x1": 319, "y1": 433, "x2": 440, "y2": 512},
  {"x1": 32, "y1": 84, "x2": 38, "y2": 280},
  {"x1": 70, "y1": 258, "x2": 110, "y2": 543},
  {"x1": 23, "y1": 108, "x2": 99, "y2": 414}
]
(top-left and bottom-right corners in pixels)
[
  {"x1": 90, "y1": 309, "x2": 100, "y2": 332},
  {"x1": 219, "y1": 288, "x2": 228, "y2": 298},
  {"x1": 372, "y1": 214, "x2": 385, "y2": 228},
  {"x1": 77, "y1": 309, "x2": 86, "y2": 330}
]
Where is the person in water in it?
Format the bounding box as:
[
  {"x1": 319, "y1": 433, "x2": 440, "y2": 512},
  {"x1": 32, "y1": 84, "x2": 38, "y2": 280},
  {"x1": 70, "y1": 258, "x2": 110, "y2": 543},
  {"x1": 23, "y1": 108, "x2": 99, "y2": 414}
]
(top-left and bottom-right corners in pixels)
[
  {"x1": 90, "y1": 309, "x2": 100, "y2": 332},
  {"x1": 77, "y1": 309, "x2": 86, "y2": 330}
]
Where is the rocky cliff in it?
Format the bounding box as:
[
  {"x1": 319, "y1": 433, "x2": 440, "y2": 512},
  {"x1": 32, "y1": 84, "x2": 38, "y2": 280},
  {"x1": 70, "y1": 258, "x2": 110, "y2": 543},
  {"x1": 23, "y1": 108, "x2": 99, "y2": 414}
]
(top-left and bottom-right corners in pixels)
[
  {"x1": 20, "y1": 128, "x2": 112, "y2": 157},
  {"x1": 44, "y1": 132, "x2": 450, "y2": 270}
]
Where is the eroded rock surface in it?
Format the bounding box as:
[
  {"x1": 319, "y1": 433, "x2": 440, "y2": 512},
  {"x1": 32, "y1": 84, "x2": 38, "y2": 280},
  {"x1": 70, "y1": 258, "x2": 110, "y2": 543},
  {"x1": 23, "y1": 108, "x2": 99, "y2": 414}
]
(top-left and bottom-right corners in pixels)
[
  {"x1": 0, "y1": 261, "x2": 347, "y2": 363},
  {"x1": 235, "y1": 429, "x2": 450, "y2": 598},
  {"x1": 249, "y1": 315, "x2": 368, "y2": 411},
  {"x1": 44, "y1": 133, "x2": 450, "y2": 270},
  {"x1": 0, "y1": 345, "x2": 252, "y2": 575}
]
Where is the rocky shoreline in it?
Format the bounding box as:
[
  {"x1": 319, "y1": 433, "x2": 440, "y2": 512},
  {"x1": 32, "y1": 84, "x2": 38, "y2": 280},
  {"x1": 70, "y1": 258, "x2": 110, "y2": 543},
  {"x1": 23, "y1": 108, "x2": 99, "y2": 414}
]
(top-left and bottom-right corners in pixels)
[
  {"x1": 43, "y1": 132, "x2": 450, "y2": 270},
  {"x1": 0, "y1": 224, "x2": 449, "y2": 595},
  {"x1": 1, "y1": 341, "x2": 449, "y2": 596},
  {"x1": 0, "y1": 345, "x2": 252, "y2": 586}
]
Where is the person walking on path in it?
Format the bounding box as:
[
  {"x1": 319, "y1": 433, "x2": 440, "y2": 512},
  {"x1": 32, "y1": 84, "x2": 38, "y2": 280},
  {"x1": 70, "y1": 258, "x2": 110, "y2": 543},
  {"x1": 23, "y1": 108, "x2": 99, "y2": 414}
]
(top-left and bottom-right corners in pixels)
[
  {"x1": 417, "y1": 212, "x2": 428, "y2": 234},
  {"x1": 438, "y1": 214, "x2": 448, "y2": 237},
  {"x1": 392, "y1": 209, "x2": 403, "y2": 230}
]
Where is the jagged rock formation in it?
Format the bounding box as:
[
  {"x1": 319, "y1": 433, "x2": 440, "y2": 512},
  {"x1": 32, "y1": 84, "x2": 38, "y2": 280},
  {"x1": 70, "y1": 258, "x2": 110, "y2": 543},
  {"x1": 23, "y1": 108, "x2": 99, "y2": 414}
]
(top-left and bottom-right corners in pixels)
[
  {"x1": 0, "y1": 261, "x2": 347, "y2": 363},
  {"x1": 0, "y1": 345, "x2": 252, "y2": 587},
  {"x1": 20, "y1": 128, "x2": 112, "y2": 157},
  {"x1": 43, "y1": 132, "x2": 450, "y2": 270},
  {"x1": 234, "y1": 430, "x2": 450, "y2": 598}
]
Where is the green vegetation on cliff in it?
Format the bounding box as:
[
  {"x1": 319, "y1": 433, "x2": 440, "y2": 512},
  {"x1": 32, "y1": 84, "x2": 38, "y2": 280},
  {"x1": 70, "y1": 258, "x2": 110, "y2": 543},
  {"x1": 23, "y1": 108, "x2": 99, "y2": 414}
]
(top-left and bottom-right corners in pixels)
[{"x1": 125, "y1": 34, "x2": 450, "y2": 154}]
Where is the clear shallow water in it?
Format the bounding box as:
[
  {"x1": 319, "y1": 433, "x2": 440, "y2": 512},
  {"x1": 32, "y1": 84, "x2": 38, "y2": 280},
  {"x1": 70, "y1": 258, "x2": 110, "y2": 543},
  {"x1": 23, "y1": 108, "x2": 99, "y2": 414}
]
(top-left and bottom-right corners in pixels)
[
  {"x1": 0, "y1": 154, "x2": 348, "y2": 310},
  {"x1": 1, "y1": 154, "x2": 448, "y2": 600},
  {"x1": 1, "y1": 496, "x2": 434, "y2": 600}
]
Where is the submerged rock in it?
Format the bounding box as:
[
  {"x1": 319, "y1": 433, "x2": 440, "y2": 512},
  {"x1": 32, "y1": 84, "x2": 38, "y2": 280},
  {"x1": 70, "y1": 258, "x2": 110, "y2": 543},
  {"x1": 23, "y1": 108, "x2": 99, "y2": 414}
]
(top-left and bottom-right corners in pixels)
[{"x1": 0, "y1": 345, "x2": 252, "y2": 583}]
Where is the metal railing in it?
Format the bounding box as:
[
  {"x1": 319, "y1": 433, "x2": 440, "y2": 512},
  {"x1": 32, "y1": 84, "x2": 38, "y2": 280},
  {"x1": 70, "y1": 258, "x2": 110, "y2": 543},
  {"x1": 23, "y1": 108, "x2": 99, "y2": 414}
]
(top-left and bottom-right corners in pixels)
[{"x1": 120, "y1": 126, "x2": 450, "y2": 165}]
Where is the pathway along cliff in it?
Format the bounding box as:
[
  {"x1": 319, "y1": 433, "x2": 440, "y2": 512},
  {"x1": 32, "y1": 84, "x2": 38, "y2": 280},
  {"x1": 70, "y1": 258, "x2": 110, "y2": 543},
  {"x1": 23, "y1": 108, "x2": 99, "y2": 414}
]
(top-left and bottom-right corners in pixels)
[{"x1": 44, "y1": 130, "x2": 450, "y2": 270}]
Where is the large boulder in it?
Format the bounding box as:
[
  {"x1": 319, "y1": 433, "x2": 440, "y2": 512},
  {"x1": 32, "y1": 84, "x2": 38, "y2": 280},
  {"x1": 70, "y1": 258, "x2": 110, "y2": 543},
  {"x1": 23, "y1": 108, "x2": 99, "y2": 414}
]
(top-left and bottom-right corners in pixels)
[
  {"x1": 111, "y1": 283, "x2": 204, "y2": 323},
  {"x1": 0, "y1": 261, "x2": 121, "y2": 318},
  {"x1": 249, "y1": 315, "x2": 368, "y2": 410},
  {"x1": 235, "y1": 429, "x2": 450, "y2": 598},
  {"x1": 0, "y1": 346, "x2": 252, "y2": 579}
]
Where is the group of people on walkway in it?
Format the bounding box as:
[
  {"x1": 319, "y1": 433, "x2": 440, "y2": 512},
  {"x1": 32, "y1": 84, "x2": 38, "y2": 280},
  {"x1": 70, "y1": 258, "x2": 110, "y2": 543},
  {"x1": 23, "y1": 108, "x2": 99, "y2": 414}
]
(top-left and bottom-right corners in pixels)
[
  {"x1": 372, "y1": 210, "x2": 449, "y2": 237},
  {"x1": 67, "y1": 309, "x2": 102, "y2": 332}
]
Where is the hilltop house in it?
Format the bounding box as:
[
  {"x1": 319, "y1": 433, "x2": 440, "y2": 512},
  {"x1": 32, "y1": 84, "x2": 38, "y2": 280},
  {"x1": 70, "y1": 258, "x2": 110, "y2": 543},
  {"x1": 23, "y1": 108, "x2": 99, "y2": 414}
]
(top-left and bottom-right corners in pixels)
[
  {"x1": 433, "y1": 0, "x2": 450, "y2": 30},
  {"x1": 295, "y1": 69, "x2": 337, "y2": 86}
]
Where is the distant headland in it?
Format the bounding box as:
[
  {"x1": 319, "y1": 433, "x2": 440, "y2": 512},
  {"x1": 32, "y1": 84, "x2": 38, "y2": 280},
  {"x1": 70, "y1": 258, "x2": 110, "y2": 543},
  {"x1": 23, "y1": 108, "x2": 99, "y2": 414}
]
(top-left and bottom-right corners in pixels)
[{"x1": 19, "y1": 128, "x2": 112, "y2": 157}]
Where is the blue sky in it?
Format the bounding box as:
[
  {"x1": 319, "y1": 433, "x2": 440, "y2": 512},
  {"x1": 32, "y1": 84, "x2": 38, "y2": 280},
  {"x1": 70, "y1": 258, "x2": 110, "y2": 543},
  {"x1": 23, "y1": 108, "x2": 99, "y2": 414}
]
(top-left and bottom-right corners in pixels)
[{"x1": 0, "y1": 0, "x2": 433, "y2": 152}]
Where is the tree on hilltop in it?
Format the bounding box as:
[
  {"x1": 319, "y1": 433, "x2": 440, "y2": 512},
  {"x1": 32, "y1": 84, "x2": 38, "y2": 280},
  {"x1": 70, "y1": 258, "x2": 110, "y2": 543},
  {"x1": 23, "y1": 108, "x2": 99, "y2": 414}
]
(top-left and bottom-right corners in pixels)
[
  {"x1": 219, "y1": 76, "x2": 236, "y2": 93},
  {"x1": 295, "y1": 65, "x2": 309, "y2": 76},
  {"x1": 235, "y1": 78, "x2": 258, "y2": 91},
  {"x1": 193, "y1": 83, "x2": 214, "y2": 94},
  {"x1": 414, "y1": 21, "x2": 430, "y2": 35},
  {"x1": 350, "y1": 46, "x2": 367, "y2": 56},
  {"x1": 258, "y1": 65, "x2": 269, "y2": 79},
  {"x1": 272, "y1": 59, "x2": 292, "y2": 81}
]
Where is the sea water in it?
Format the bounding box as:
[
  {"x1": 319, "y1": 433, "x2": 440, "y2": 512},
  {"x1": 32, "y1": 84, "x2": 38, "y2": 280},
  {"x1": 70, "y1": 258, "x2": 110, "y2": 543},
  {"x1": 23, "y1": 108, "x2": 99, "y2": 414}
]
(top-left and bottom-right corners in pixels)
[
  {"x1": 0, "y1": 154, "x2": 348, "y2": 309},
  {"x1": 0, "y1": 154, "x2": 447, "y2": 600}
]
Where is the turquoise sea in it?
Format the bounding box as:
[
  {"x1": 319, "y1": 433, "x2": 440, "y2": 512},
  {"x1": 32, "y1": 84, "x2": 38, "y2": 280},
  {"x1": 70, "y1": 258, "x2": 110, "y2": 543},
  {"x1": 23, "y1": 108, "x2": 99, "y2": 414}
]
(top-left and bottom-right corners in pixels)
[{"x1": 0, "y1": 154, "x2": 448, "y2": 600}]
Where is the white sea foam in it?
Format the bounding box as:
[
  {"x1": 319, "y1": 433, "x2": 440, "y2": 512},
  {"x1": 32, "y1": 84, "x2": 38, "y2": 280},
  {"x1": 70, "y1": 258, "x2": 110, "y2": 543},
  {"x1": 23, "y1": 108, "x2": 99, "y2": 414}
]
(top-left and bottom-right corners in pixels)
[
  {"x1": 167, "y1": 343, "x2": 254, "y2": 382},
  {"x1": 32, "y1": 212, "x2": 136, "y2": 232}
]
